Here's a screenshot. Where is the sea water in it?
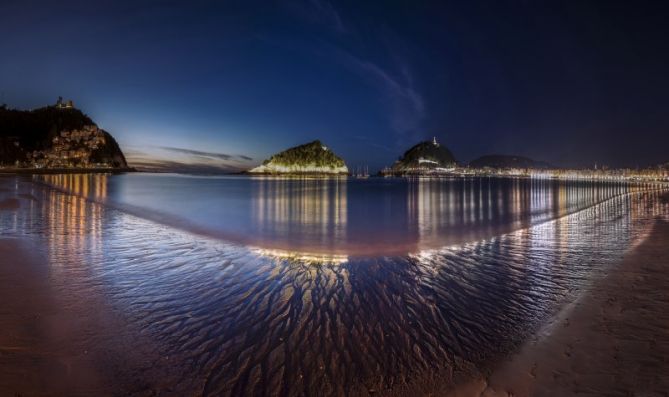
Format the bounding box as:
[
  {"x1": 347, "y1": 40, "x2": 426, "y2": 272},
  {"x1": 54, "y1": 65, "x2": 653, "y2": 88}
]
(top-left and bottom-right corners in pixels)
[{"x1": 1, "y1": 174, "x2": 667, "y2": 395}]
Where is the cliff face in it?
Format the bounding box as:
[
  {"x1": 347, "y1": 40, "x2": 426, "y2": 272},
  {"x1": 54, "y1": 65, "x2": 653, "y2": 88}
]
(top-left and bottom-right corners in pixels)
[
  {"x1": 390, "y1": 139, "x2": 457, "y2": 174},
  {"x1": 249, "y1": 140, "x2": 348, "y2": 174},
  {"x1": 0, "y1": 105, "x2": 128, "y2": 169}
]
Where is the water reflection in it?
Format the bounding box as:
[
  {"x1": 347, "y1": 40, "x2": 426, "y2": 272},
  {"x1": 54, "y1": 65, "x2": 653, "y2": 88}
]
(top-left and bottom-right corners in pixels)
[
  {"x1": 252, "y1": 177, "x2": 347, "y2": 252},
  {"x1": 39, "y1": 173, "x2": 108, "y2": 201},
  {"x1": 32, "y1": 174, "x2": 667, "y2": 257},
  {"x1": 1, "y1": 176, "x2": 669, "y2": 395},
  {"x1": 401, "y1": 177, "x2": 659, "y2": 252},
  {"x1": 38, "y1": 175, "x2": 106, "y2": 277}
]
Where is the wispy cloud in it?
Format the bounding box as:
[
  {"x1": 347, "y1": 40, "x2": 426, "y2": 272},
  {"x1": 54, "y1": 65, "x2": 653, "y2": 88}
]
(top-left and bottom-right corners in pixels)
[
  {"x1": 159, "y1": 146, "x2": 253, "y2": 162},
  {"x1": 128, "y1": 160, "x2": 243, "y2": 174},
  {"x1": 125, "y1": 146, "x2": 254, "y2": 174},
  {"x1": 286, "y1": 0, "x2": 347, "y2": 34},
  {"x1": 332, "y1": 47, "x2": 425, "y2": 143},
  {"x1": 308, "y1": 0, "x2": 346, "y2": 33},
  {"x1": 281, "y1": 0, "x2": 426, "y2": 145},
  {"x1": 352, "y1": 135, "x2": 393, "y2": 152}
]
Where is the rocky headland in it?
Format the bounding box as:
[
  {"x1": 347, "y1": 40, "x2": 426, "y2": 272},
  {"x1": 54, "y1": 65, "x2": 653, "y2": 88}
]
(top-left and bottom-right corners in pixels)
[
  {"x1": 248, "y1": 140, "x2": 348, "y2": 175},
  {"x1": 0, "y1": 99, "x2": 130, "y2": 172}
]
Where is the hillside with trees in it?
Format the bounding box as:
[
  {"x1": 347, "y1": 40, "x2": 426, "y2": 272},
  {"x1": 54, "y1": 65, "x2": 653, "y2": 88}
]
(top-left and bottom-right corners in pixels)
[{"x1": 249, "y1": 140, "x2": 348, "y2": 174}]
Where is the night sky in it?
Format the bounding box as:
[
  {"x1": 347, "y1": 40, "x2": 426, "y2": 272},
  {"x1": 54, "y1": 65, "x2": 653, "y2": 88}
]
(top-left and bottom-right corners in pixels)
[{"x1": 1, "y1": 0, "x2": 668, "y2": 172}]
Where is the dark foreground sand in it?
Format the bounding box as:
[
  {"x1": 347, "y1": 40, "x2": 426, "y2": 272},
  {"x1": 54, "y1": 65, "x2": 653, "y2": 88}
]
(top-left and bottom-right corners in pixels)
[
  {"x1": 0, "y1": 237, "x2": 105, "y2": 395},
  {"x1": 450, "y1": 212, "x2": 669, "y2": 396},
  {"x1": 2, "y1": 179, "x2": 669, "y2": 396},
  {"x1": 1, "y1": 182, "x2": 179, "y2": 396},
  {"x1": 0, "y1": 238, "x2": 182, "y2": 397}
]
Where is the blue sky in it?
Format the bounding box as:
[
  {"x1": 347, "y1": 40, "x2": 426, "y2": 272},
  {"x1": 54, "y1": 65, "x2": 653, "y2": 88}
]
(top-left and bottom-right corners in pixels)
[{"x1": 1, "y1": 0, "x2": 668, "y2": 171}]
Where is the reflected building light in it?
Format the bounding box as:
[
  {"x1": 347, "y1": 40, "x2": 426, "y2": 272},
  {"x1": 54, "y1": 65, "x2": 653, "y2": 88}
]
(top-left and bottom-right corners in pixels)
[
  {"x1": 469, "y1": 179, "x2": 476, "y2": 224},
  {"x1": 252, "y1": 178, "x2": 347, "y2": 250},
  {"x1": 253, "y1": 247, "x2": 349, "y2": 265},
  {"x1": 410, "y1": 179, "x2": 447, "y2": 239},
  {"x1": 487, "y1": 179, "x2": 493, "y2": 221},
  {"x1": 34, "y1": 174, "x2": 107, "y2": 271}
]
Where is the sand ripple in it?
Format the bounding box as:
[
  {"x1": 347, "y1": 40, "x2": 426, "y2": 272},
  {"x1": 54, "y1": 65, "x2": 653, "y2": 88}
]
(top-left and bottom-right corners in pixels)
[{"x1": 1, "y1": 177, "x2": 668, "y2": 396}]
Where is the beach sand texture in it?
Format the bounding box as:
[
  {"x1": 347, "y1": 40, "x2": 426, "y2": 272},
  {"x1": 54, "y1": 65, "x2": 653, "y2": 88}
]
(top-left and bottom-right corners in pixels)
[
  {"x1": 2, "y1": 176, "x2": 669, "y2": 396},
  {"x1": 453, "y1": 195, "x2": 669, "y2": 396}
]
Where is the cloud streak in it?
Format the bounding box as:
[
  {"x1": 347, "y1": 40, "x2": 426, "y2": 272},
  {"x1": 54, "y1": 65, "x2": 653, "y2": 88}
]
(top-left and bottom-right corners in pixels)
[
  {"x1": 125, "y1": 146, "x2": 254, "y2": 174},
  {"x1": 332, "y1": 46, "x2": 425, "y2": 142},
  {"x1": 283, "y1": 0, "x2": 426, "y2": 143},
  {"x1": 128, "y1": 160, "x2": 244, "y2": 174},
  {"x1": 159, "y1": 146, "x2": 253, "y2": 162},
  {"x1": 286, "y1": 0, "x2": 347, "y2": 34},
  {"x1": 307, "y1": 0, "x2": 346, "y2": 33}
]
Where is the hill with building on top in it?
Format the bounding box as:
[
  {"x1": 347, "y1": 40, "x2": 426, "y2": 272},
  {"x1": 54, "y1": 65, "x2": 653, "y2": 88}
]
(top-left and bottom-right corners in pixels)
[
  {"x1": 0, "y1": 99, "x2": 129, "y2": 170},
  {"x1": 385, "y1": 137, "x2": 457, "y2": 175}
]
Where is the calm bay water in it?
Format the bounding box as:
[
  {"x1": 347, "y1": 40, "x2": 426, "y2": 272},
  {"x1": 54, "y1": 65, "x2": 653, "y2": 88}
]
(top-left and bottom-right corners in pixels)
[
  {"x1": 33, "y1": 173, "x2": 662, "y2": 255},
  {"x1": 1, "y1": 174, "x2": 668, "y2": 395}
]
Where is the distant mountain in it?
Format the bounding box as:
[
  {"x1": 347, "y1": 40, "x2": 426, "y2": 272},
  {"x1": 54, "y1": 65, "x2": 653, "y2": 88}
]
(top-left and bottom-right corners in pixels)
[
  {"x1": 469, "y1": 155, "x2": 553, "y2": 169},
  {"x1": 0, "y1": 101, "x2": 129, "y2": 169},
  {"x1": 387, "y1": 138, "x2": 457, "y2": 174},
  {"x1": 248, "y1": 140, "x2": 348, "y2": 174}
]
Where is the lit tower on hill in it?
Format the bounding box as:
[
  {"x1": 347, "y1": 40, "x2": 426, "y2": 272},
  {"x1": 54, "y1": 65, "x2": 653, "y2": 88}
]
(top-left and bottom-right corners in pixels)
[{"x1": 55, "y1": 96, "x2": 75, "y2": 109}]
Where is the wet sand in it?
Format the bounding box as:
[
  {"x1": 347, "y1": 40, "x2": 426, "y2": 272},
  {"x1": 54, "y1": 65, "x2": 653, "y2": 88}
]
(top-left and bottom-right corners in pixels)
[
  {"x1": 0, "y1": 238, "x2": 171, "y2": 397},
  {"x1": 0, "y1": 191, "x2": 183, "y2": 396},
  {"x1": 452, "y1": 198, "x2": 669, "y2": 396},
  {"x1": 2, "y1": 176, "x2": 669, "y2": 396},
  {"x1": 0, "y1": 237, "x2": 107, "y2": 396}
]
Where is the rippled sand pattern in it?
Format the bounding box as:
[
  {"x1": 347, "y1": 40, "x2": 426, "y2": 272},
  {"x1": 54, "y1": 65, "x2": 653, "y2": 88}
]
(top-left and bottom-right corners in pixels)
[{"x1": 1, "y1": 177, "x2": 668, "y2": 396}]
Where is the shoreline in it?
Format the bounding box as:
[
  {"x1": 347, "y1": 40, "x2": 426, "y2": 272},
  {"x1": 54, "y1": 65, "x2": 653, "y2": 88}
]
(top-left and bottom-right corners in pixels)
[
  {"x1": 451, "y1": 196, "x2": 669, "y2": 396},
  {"x1": 2, "y1": 177, "x2": 669, "y2": 395},
  {"x1": 0, "y1": 238, "x2": 185, "y2": 397},
  {"x1": 1, "y1": 168, "x2": 667, "y2": 185},
  {"x1": 0, "y1": 167, "x2": 136, "y2": 175},
  {"x1": 31, "y1": 174, "x2": 668, "y2": 258},
  {"x1": 0, "y1": 182, "x2": 186, "y2": 396}
]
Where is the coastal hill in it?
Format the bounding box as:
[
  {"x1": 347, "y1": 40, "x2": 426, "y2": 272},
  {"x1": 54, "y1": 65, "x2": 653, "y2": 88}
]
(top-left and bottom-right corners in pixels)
[
  {"x1": 0, "y1": 99, "x2": 129, "y2": 170},
  {"x1": 469, "y1": 155, "x2": 553, "y2": 169},
  {"x1": 387, "y1": 137, "x2": 457, "y2": 175},
  {"x1": 248, "y1": 140, "x2": 348, "y2": 174}
]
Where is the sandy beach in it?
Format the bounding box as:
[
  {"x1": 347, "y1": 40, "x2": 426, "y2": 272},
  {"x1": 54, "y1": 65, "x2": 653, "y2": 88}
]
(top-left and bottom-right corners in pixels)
[
  {"x1": 452, "y1": 194, "x2": 669, "y2": 396},
  {"x1": 0, "y1": 180, "x2": 182, "y2": 396},
  {"x1": 5, "y1": 0, "x2": 669, "y2": 393},
  {"x1": 2, "y1": 176, "x2": 669, "y2": 396},
  {"x1": 0, "y1": 237, "x2": 182, "y2": 396},
  {"x1": 0, "y1": 237, "x2": 108, "y2": 395}
]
